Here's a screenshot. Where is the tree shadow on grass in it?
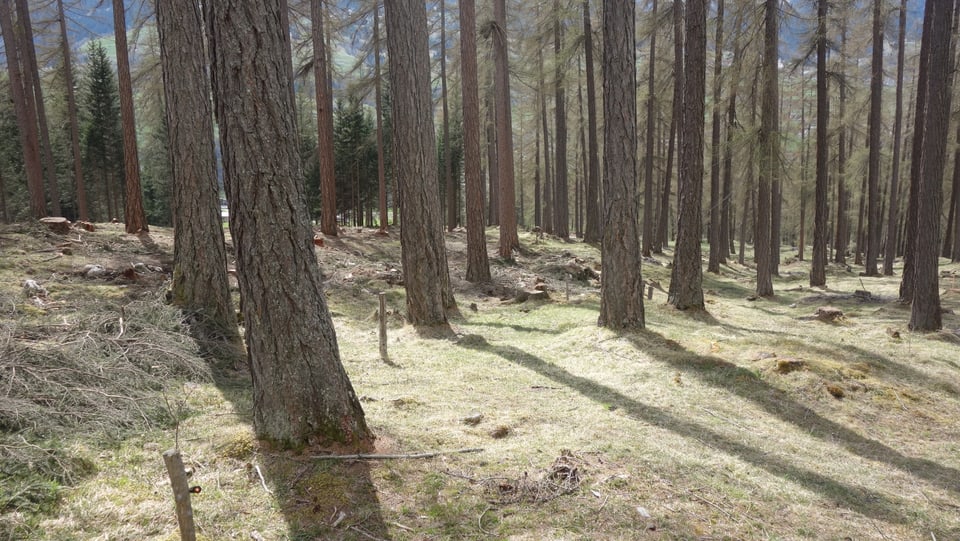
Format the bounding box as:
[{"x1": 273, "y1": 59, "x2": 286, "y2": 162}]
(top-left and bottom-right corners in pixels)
[
  {"x1": 456, "y1": 334, "x2": 918, "y2": 526},
  {"x1": 212, "y1": 370, "x2": 391, "y2": 541},
  {"x1": 618, "y1": 331, "x2": 960, "y2": 498}
]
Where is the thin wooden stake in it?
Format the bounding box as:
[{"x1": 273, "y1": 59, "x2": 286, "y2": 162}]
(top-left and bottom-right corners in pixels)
[
  {"x1": 162, "y1": 449, "x2": 196, "y2": 541},
  {"x1": 378, "y1": 292, "x2": 388, "y2": 361},
  {"x1": 647, "y1": 285, "x2": 654, "y2": 299}
]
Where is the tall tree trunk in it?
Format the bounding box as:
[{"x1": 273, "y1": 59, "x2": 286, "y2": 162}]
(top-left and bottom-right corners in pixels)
[
  {"x1": 313, "y1": 0, "x2": 338, "y2": 236},
  {"x1": 539, "y1": 25, "x2": 553, "y2": 234},
  {"x1": 660, "y1": 0, "x2": 685, "y2": 251},
  {"x1": 485, "y1": 92, "x2": 500, "y2": 226},
  {"x1": 57, "y1": 0, "x2": 88, "y2": 221},
  {"x1": 16, "y1": 0, "x2": 60, "y2": 216},
  {"x1": 799, "y1": 69, "x2": 808, "y2": 262},
  {"x1": 576, "y1": 60, "x2": 586, "y2": 238},
  {"x1": 0, "y1": 0, "x2": 46, "y2": 218},
  {"x1": 157, "y1": 0, "x2": 239, "y2": 344},
  {"x1": 113, "y1": 0, "x2": 148, "y2": 233},
  {"x1": 374, "y1": 3, "x2": 388, "y2": 233},
  {"x1": 206, "y1": 0, "x2": 371, "y2": 447},
  {"x1": 910, "y1": 0, "x2": 954, "y2": 331},
  {"x1": 441, "y1": 0, "x2": 455, "y2": 231},
  {"x1": 855, "y1": 171, "x2": 867, "y2": 265},
  {"x1": 669, "y1": 0, "x2": 706, "y2": 309},
  {"x1": 582, "y1": 0, "x2": 601, "y2": 244},
  {"x1": 864, "y1": 0, "x2": 884, "y2": 275},
  {"x1": 722, "y1": 11, "x2": 744, "y2": 260},
  {"x1": 707, "y1": 0, "x2": 724, "y2": 273},
  {"x1": 900, "y1": 0, "x2": 932, "y2": 301},
  {"x1": 884, "y1": 0, "x2": 907, "y2": 275},
  {"x1": 553, "y1": 0, "x2": 569, "y2": 239},
  {"x1": 0, "y1": 169, "x2": 7, "y2": 222},
  {"x1": 535, "y1": 97, "x2": 542, "y2": 227},
  {"x1": 385, "y1": 0, "x2": 456, "y2": 322},
  {"x1": 834, "y1": 21, "x2": 849, "y2": 264},
  {"x1": 460, "y1": 0, "x2": 491, "y2": 282},
  {"x1": 643, "y1": 0, "x2": 658, "y2": 256},
  {"x1": 811, "y1": 0, "x2": 829, "y2": 286},
  {"x1": 756, "y1": 0, "x2": 777, "y2": 297},
  {"x1": 599, "y1": 0, "x2": 644, "y2": 329},
  {"x1": 493, "y1": 0, "x2": 519, "y2": 257}
]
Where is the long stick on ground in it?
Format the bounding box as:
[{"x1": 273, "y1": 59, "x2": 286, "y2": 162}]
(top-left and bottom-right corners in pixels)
[
  {"x1": 162, "y1": 449, "x2": 196, "y2": 541},
  {"x1": 312, "y1": 448, "x2": 484, "y2": 461}
]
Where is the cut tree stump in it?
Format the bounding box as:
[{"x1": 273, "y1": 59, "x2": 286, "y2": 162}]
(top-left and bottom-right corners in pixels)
[{"x1": 39, "y1": 217, "x2": 71, "y2": 234}]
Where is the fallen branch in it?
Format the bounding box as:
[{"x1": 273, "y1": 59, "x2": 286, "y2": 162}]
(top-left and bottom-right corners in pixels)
[
  {"x1": 254, "y1": 464, "x2": 272, "y2": 494},
  {"x1": 313, "y1": 447, "x2": 483, "y2": 460}
]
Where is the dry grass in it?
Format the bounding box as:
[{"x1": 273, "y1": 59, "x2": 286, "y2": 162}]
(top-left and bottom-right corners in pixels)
[{"x1": 1, "y1": 222, "x2": 959, "y2": 540}]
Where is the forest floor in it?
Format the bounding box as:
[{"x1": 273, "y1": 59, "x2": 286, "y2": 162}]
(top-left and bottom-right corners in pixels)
[{"x1": 2, "y1": 221, "x2": 960, "y2": 540}]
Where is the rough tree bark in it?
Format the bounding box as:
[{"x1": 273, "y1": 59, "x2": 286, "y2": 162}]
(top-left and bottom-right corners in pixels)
[
  {"x1": 668, "y1": 0, "x2": 706, "y2": 309},
  {"x1": 707, "y1": 0, "x2": 724, "y2": 273},
  {"x1": 313, "y1": 0, "x2": 338, "y2": 236},
  {"x1": 57, "y1": 0, "x2": 88, "y2": 221},
  {"x1": 864, "y1": 0, "x2": 884, "y2": 276},
  {"x1": 15, "y1": 0, "x2": 60, "y2": 216},
  {"x1": 755, "y1": 0, "x2": 777, "y2": 297},
  {"x1": 884, "y1": 0, "x2": 907, "y2": 275},
  {"x1": 157, "y1": 0, "x2": 239, "y2": 344},
  {"x1": 206, "y1": 0, "x2": 371, "y2": 447},
  {"x1": 910, "y1": 0, "x2": 953, "y2": 331},
  {"x1": 494, "y1": 0, "x2": 519, "y2": 257},
  {"x1": 901, "y1": 0, "x2": 932, "y2": 302},
  {"x1": 0, "y1": 0, "x2": 46, "y2": 218},
  {"x1": 384, "y1": 0, "x2": 456, "y2": 324},
  {"x1": 834, "y1": 21, "x2": 849, "y2": 264},
  {"x1": 642, "y1": 0, "x2": 658, "y2": 257},
  {"x1": 553, "y1": 0, "x2": 569, "y2": 239},
  {"x1": 599, "y1": 0, "x2": 644, "y2": 329},
  {"x1": 582, "y1": 0, "x2": 601, "y2": 244},
  {"x1": 460, "y1": 0, "x2": 491, "y2": 283},
  {"x1": 113, "y1": 0, "x2": 148, "y2": 233},
  {"x1": 810, "y1": 0, "x2": 829, "y2": 287}
]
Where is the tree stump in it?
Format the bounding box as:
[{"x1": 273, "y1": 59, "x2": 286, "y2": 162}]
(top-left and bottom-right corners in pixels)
[{"x1": 39, "y1": 217, "x2": 71, "y2": 234}]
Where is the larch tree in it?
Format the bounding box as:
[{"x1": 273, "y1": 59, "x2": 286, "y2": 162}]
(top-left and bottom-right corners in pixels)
[
  {"x1": 668, "y1": 0, "x2": 705, "y2": 310},
  {"x1": 721, "y1": 7, "x2": 744, "y2": 260},
  {"x1": 157, "y1": 0, "x2": 239, "y2": 345},
  {"x1": 883, "y1": 0, "x2": 907, "y2": 275},
  {"x1": 206, "y1": 0, "x2": 372, "y2": 447},
  {"x1": 755, "y1": 0, "x2": 778, "y2": 297},
  {"x1": 440, "y1": 0, "x2": 456, "y2": 232},
  {"x1": 657, "y1": 0, "x2": 685, "y2": 252},
  {"x1": 864, "y1": 0, "x2": 884, "y2": 276},
  {"x1": 460, "y1": 0, "x2": 491, "y2": 283},
  {"x1": 493, "y1": 0, "x2": 519, "y2": 257},
  {"x1": 0, "y1": 0, "x2": 46, "y2": 218},
  {"x1": 16, "y1": 0, "x2": 60, "y2": 217},
  {"x1": 642, "y1": 0, "x2": 658, "y2": 257},
  {"x1": 553, "y1": 0, "x2": 569, "y2": 239},
  {"x1": 834, "y1": 20, "x2": 849, "y2": 264},
  {"x1": 57, "y1": 0, "x2": 88, "y2": 221},
  {"x1": 385, "y1": 0, "x2": 456, "y2": 324},
  {"x1": 538, "y1": 21, "x2": 553, "y2": 234},
  {"x1": 909, "y1": 0, "x2": 954, "y2": 331},
  {"x1": 582, "y1": 0, "x2": 601, "y2": 244},
  {"x1": 374, "y1": 3, "x2": 388, "y2": 232},
  {"x1": 313, "y1": 0, "x2": 338, "y2": 236},
  {"x1": 112, "y1": 0, "x2": 148, "y2": 232},
  {"x1": 900, "y1": 0, "x2": 932, "y2": 302},
  {"x1": 810, "y1": 0, "x2": 829, "y2": 287},
  {"x1": 598, "y1": 0, "x2": 644, "y2": 329},
  {"x1": 706, "y1": 0, "x2": 724, "y2": 273}
]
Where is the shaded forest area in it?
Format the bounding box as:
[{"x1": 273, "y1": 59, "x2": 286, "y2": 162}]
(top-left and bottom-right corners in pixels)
[{"x1": 2, "y1": 0, "x2": 960, "y2": 539}]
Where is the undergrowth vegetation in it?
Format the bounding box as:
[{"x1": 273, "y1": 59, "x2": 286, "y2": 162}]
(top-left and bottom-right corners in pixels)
[{"x1": 1, "y1": 221, "x2": 959, "y2": 540}]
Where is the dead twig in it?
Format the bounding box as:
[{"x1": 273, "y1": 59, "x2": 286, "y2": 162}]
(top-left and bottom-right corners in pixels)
[
  {"x1": 254, "y1": 464, "x2": 272, "y2": 494},
  {"x1": 686, "y1": 489, "x2": 733, "y2": 519},
  {"x1": 348, "y1": 525, "x2": 388, "y2": 541},
  {"x1": 312, "y1": 447, "x2": 483, "y2": 460},
  {"x1": 478, "y1": 505, "x2": 496, "y2": 536}
]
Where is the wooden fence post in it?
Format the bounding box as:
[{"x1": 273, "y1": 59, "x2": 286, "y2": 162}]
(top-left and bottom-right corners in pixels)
[
  {"x1": 378, "y1": 292, "x2": 388, "y2": 362},
  {"x1": 162, "y1": 449, "x2": 197, "y2": 541}
]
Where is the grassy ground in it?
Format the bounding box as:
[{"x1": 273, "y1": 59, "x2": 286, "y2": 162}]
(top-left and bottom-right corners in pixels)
[{"x1": 2, "y1": 221, "x2": 959, "y2": 540}]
